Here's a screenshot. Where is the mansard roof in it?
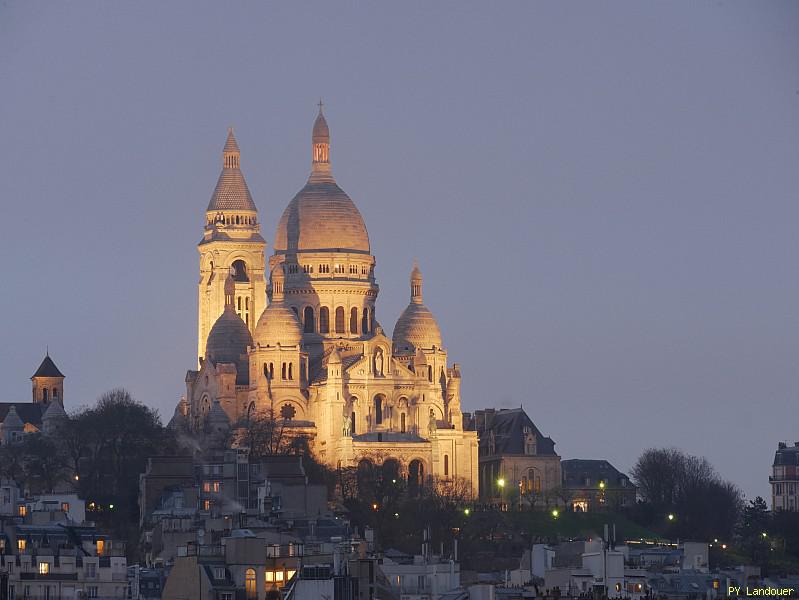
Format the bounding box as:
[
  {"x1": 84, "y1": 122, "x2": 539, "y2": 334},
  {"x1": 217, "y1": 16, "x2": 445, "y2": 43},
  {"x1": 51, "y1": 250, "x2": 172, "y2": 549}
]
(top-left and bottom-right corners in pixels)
[
  {"x1": 0, "y1": 403, "x2": 45, "y2": 428},
  {"x1": 470, "y1": 407, "x2": 558, "y2": 456},
  {"x1": 561, "y1": 458, "x2": 634, "y2": 489}
]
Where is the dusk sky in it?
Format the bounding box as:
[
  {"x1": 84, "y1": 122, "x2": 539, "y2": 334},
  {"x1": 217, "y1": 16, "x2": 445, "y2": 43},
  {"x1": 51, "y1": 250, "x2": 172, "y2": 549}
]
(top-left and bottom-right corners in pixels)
[{"x1": 1, "y1": 2, "x2": 797, "y2": 501}]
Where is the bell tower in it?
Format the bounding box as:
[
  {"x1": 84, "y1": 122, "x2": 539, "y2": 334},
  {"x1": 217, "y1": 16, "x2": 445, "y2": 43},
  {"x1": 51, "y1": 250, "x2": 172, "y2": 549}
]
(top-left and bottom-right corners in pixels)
[
  {"x1": 197, "y1": 129, "x2": 266, "y2": 365},
  {"x1": 31, "y1": 351, "x2": 64, "y2": 406}
]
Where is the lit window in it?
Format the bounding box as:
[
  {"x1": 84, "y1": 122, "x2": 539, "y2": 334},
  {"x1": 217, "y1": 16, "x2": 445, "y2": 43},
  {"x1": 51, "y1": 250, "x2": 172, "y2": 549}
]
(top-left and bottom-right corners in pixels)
[
  {"x1": 287, "y1": 570, "x2": 296, "y2": 581},
  {"x1": 265, "y1": 571, "x2": 275, "y2": 582},
  {"x1": 18, "y1": 505, "x2": 27, "y2": 517},
  {"x1": 17, "y1": 539, "x2": 26, "y2": 551},
  {"x1": 275, "y1": 571, "x2": 284, "y2": 582},
  {"x1": 203, "y1": 482, "x2": 211, "y2": 492},
  {"x1": 96, "y1": 540, "x2": 104, "y2": 556},
  {"x1": 39, "y1": 562, "x2": 50, "y2": 575},
  {"x1": 61, "y1": 502, "x2": 69, "y2": 513},
  {"x1": 203, "y1": 500, "x2": 211, "y2": 511},
  {"x1": 245, "y1": 569, "x2": 256, "y2": 599},
  {"x1": 213, "y1": 482, "x2": 221, "y2": 492}
]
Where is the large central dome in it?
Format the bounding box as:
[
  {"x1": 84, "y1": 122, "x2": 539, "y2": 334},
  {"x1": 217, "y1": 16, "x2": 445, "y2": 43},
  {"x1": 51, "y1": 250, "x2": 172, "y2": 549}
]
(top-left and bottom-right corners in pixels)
[
  {"x1": 273, "y1": 181, "x2": 370, "y2": 253},
  {"x1": 273, "y1": 108, "x2": 370, "y2": 254}
]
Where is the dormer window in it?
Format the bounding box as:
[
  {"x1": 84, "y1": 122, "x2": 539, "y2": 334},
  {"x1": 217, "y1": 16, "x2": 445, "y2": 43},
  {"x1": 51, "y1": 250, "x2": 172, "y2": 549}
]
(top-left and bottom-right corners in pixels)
[{"x1": 524, "y1": 431, "x2": 537, "y2": 456}]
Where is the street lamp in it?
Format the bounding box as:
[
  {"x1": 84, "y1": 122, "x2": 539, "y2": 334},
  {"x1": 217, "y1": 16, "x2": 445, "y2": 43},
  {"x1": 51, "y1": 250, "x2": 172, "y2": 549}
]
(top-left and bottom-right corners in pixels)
[
  {"x1": 464, "y1": 508, "x2": 471, "y2": 516},
  {"x1": 551, "y1": 509, "x2": 559, "y2": 518},
  {"x1": 497, "y1": 478, "x2": 505, "y2": 488},
  {"x1": 667, "y1": 513, "x2": 675, "y2": 522}
]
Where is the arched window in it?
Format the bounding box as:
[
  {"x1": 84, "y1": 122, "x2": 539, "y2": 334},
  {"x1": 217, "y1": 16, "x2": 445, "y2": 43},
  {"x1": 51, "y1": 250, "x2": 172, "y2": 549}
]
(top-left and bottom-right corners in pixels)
[
  {"x1": 263, "y1": 363, "x2": 269, "y2": 379},
  {"x1": 319, "y1": 307, "x2": 330, "y2": 334},
  {"x1": 400, "y1": 412, "x2": 406, "y2": 433},
  {"x1": 335, "y1": 307, "x2": 345, "y2": 333},
  {"x1": 374, "y1": 395, "x2": 383, "y2": 425},
  {"x1": 350, "y1": 308, "x2": 358, "y2": 334},
  {"x1": 281, "y1": 363, "x2": 287, "y2": 380},
  {"x1": 42, "y1": 388, "x2": 48, "y2": 403},
  {"x1": 288, "y1": 363, "x2": 293, "y2": 380},
  {"x1": 52, "y1": 388, "x2": 58, "y2": 400},
  {"x1": 245, "y1": 568, "x2": 256, "y2": 599},
  {"x1": 303, "y1": 307, "x2": 315, "y2": 333},
  {"x1": 362, "y1": 307, "x2": 370, "y2": 334},
  {"x1": 444, "y1": 455, "x2": 449, "y2": 477},
  {"x1": 351, "y1": 411, "x2": 357, "y2": 435}
]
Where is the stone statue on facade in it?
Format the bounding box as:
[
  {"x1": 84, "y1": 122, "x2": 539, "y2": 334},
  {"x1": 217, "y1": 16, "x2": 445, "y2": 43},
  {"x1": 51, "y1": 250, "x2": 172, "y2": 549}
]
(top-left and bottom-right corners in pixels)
[
  {"x1": 374, "y1": 348, "x2": 384, "y2": 376},
  {"x1": 428, "y1": 408, "x2": 437, "y2": 436},
  {"x1": 343, "y1": 412, "x2": 352, "y2": 437}
]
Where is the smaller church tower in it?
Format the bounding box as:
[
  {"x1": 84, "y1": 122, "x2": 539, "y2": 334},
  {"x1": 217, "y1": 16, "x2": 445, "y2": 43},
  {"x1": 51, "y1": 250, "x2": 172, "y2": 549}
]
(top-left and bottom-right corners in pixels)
[
  {"x1": 31, "y1": 352, "x2": 64, "y2": 406},
  {"x1": 197, "y1": 129, "x2": 266, "y2": 366}
]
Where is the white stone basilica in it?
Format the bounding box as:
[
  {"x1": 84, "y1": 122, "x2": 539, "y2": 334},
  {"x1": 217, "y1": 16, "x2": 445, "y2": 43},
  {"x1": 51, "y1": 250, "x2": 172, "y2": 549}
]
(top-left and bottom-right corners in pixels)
[{"x1": 175, "y1": 107, "x2": 478, "y2": 493}]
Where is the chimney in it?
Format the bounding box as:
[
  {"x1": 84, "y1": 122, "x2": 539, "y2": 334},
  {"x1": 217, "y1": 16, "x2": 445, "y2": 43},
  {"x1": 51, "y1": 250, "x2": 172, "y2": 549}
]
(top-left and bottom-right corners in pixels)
[{"x1": 779, "y1": 442, "x2": 787, "y2": 450}]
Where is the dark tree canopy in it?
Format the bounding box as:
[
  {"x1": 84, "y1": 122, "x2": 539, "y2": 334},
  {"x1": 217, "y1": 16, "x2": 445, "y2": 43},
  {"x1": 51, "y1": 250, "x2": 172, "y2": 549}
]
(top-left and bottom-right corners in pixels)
[{"x1": 631, "y1": 447, "x2": 742, "y2": 540}]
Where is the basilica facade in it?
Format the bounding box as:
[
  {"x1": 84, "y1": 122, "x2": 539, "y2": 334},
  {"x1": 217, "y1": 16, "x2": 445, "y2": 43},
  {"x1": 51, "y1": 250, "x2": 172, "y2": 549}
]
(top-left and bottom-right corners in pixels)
[{"x1": 174, "y1": 108, "x2": 478, "y2": 494}]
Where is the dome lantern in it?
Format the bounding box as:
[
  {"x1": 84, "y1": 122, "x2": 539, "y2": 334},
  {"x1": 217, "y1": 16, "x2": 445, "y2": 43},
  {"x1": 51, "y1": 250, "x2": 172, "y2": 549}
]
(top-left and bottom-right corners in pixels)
[
  {"x1": 311, "y1": 100, "x2": 332, "y2": 181},
  {"x1": 411, "y1": 259, "x2": 423, "y2": 305}
]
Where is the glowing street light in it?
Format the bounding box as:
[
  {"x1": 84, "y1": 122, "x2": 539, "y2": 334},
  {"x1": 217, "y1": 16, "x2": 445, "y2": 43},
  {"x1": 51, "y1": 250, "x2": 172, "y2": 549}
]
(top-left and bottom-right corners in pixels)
[
  {"x1": 599, "y1": 481, "x2": 606, "y2": 489},
  {"x1": 464, "y1": 508, "x2": 471, "y2": 516},
  {"x1": 551, "y1": 509, "x2": 560, "y2": 518},
  {"x1": 497, "y1": 478, "x2": 506, "y2": 488},
  {"x1": 667, "y1": 513, "x2": 675, "y2": 522}
]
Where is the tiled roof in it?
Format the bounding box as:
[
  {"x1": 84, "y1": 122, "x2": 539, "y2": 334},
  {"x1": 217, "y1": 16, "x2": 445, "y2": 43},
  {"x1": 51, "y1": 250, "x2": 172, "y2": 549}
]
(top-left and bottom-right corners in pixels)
[
  {"x1": 0, "y1": 403, "x2": 45, "y2": 427},
  {"x1": 561, "y1": 459, "x2": 633, "y2": 489},
  {"x1": 207, "y1": 168, "x2": 257, "y2": 212},
  {"x1": 31, "y1": 355, "x2": 64, "y2": 379},
  {"x1": 471, "y1": 408, "x2": 558, "y2": 456}
]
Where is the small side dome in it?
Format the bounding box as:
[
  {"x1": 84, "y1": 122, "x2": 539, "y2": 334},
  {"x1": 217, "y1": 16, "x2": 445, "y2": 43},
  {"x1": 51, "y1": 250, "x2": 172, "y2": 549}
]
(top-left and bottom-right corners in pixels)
[
  {"x1": 254, "y1": 305, "x2": 303, "y2": 347},
  {"x1": 206, "y1": 275, "x2": 253, "y2": 385},
  {"x1": 254, "y1": 267, "x2": 303, "y2": 347},
  {"x1": 393, "y1": 263, "x2": 442, "y2": 353}
]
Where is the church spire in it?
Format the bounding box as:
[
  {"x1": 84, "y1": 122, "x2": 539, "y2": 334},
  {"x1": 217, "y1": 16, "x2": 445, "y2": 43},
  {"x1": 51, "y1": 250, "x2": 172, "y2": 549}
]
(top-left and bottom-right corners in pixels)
[{"x1": 310, "y1": 101, "x2": 333, "y2": 182}]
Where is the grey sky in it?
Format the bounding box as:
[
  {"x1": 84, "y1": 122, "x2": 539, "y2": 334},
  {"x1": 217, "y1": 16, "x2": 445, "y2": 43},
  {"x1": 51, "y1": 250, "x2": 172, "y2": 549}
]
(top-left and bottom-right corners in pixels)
[{"x1": 1, "y1": 2, "x2": 797, "y2": 501}]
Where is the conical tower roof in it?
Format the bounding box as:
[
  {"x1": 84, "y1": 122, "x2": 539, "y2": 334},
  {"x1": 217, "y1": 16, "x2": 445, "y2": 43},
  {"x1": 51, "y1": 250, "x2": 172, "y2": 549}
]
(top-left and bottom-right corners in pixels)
[
  {"x1": 32, "y1": 354, "x2": 64, "y2": 379},
  {"x1": 208, "y1": 399, "x2": 231, "y2": 425},
  {"x1": 207, "y1": 129, "x2": 258, "y2": 212},
  {"x1": 3, "y1": 406, "x2": 23, "y2": 429},
  {"x1": 42, "y1": 399, "x2": 67, "y2": 422}
]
